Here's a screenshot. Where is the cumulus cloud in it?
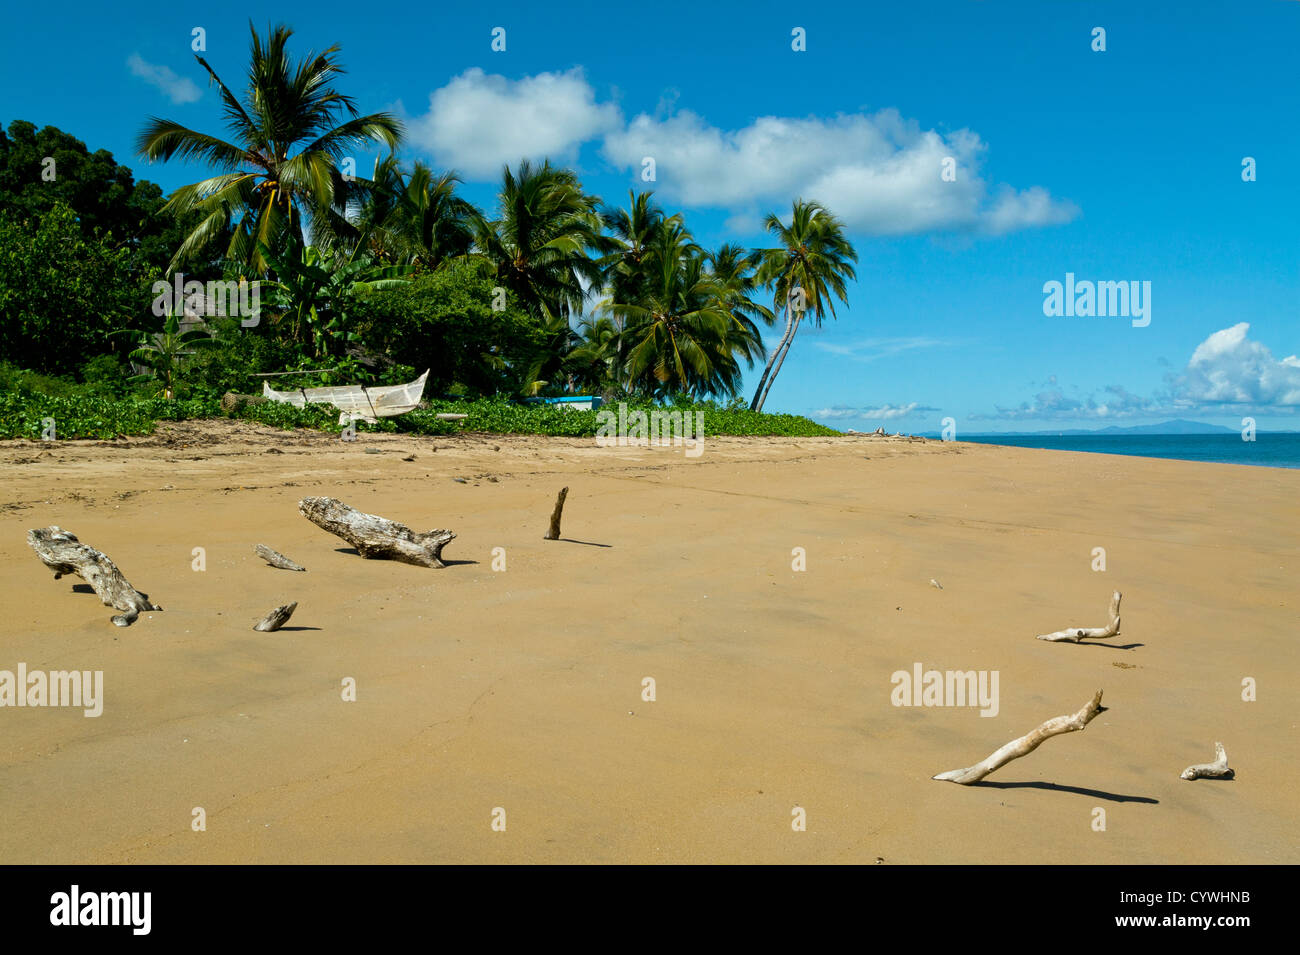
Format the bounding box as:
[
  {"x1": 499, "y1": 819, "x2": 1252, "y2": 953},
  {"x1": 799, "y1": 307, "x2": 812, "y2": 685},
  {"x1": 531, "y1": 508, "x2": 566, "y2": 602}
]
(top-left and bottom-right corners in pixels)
[
  {"x1": 127, "y1": 53, "x2": 201, "y2": 104},
  {"x1": 973, "y1": 324, "x2": 1300, "y2": 421},
  {"x1": 602, "y1": 107, "x2": 1077, "y2": 236},
  {"x1": 1177, "y1": 322, "x2": 1300, "y2": 407},
  {"x1": 407, "y1": 67, "x2": 621, "y2": 177}
]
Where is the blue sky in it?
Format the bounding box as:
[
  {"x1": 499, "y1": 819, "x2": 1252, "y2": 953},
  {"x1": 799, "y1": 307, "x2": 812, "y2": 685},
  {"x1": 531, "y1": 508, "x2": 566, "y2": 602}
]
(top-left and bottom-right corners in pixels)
[{"x1": 4, "y1": 0, "x2": 1298, "y2": 431}]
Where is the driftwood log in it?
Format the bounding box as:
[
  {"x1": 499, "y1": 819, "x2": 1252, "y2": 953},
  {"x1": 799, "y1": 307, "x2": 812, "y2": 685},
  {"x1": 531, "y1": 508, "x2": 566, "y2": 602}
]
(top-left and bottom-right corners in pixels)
[
  {"x1": 544, "y1": 487, "x2": 569, "y2": 541},
  {"x1": 253, "y1": 602, "x2": 298, "y2": 632},
  {"x1": 255, "y1": 544, "x2": 306, "y2": 572},
  {"x1": 26, "y1": 526, "x2": 160, "y2": 627},
  {"x1": 933, "y1": 690, "x2": 1105, "y2": 784},
  {"x1": 298, "y1": 497, "x2": 455, "y2": 568},
  {"x1": 1037, "y1": 592, "x2": 1122, "y2": 642},
  {"x1": 1181, "y1": 742, "x2": 1233, "y2": 780}
]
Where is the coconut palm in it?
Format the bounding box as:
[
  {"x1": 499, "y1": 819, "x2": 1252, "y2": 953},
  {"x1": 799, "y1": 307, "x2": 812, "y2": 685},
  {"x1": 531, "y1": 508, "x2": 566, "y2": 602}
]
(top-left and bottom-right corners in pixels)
[
  {"x1": 707, "y1": 243, "x2": 774, "y2": 370},
  {"x1": 475, "y1": 160, "x2": 610, "y2": 322},
  {"x1": 136, "y1": 22, "x2": 402, "y2": 274},
  {"x1": 601, "y1": 190, "x2": 669, "y2": 305},
  {"x1": 347, "y1": 156, "x2": 478, "y2": 268},
  {"x1": 749, "y1": 200, "x2": 858, "y2": 411},
  {"x1": 606, "y1": 221, "x2": 752, "y2": 400}
]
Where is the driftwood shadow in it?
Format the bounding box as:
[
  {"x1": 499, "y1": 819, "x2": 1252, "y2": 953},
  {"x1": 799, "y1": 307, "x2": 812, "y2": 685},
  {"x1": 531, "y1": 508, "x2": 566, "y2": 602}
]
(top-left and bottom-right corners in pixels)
[
  {"x1": 1080, "y1": 641, "x2": 1144, "y2": 650},
  {"x1": 556, "y1": 538, "x2": 613, "y2": 548},
  {"x1": 275, "y1": 626, "x2": 323, "y2": 632},
  {"x1": 333, "y1": 547, "x2": 477, "y2": 566},
  {"x1": 974, "y1": 781, "x2": 1158, "y2": 804}
]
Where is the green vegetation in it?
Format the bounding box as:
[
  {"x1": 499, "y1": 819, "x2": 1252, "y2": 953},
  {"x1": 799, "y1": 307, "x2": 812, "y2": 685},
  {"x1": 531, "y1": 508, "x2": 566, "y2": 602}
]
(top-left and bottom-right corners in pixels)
[{"x1": 0, "y1": 23, "x2": 856, "y2": 442}]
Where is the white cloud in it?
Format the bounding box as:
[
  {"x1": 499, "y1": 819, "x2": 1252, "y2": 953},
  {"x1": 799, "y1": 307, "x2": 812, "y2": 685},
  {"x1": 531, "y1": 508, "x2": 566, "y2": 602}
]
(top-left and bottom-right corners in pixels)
[
  {"x1": 1178, "y1": 322, "x2": 1300, "y2": 406},
  {"x1": 408, "y1": 67, "x2": 621, "y2": 178},
  {"x1": 815, "y1": 402, "x2": 938, "y2": 420},
  {"x1": 973, "y1": 324, "x2": 1300, "y2": 421},
  {"x1": 812, "y1": 336, "x2": 952, "y2": 361},
  {"x1": 602, "y1": 107, "x2": 1077, "y2": 236},
  {"x1": 127, "y1": 54, "x2": 201, "y2": 105}
]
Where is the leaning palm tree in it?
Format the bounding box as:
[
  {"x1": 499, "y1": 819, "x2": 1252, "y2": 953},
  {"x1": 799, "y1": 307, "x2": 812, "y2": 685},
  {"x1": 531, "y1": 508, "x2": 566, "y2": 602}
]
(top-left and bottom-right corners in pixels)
[
  {"x1": 474, "y1": 159, "x2": 610, "y2": 322},
  {"x1": 749, "y1": 201, "x2": 858, "y2": 411},
  {"x1": 136, "y1": 22, "x2": 402, "y2": 274}
]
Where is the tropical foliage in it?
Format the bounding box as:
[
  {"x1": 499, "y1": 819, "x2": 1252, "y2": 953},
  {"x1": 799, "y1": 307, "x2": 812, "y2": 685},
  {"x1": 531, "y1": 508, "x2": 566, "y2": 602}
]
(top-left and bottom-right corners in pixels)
[{"x1": 1, "y1": 23, "x2": 859, "y2": 436}]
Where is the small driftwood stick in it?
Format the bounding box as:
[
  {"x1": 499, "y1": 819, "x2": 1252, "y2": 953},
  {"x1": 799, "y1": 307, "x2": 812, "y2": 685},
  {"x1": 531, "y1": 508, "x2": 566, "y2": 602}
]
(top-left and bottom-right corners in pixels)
[
  {"x1": 1181, "y1": 742, "x2": 1233, "y2": 780},
  {"x1": 544, "y1": 487, "x2": 569, "y2": 541},
  {"x1": 298, "y1": 497, "x2": 455, "y2": 568},
  {"x1": 253, "y1": 602, "x2": 298, "y2": 632},
  {"x1": 27, "y1": 526, "x2": 159, "y2": 627},
  {"x1": 255, "y1": 544, "x2": 306, "y2": 572},
  {"x1": 1037, "y1": 591, "x2": 1122, "y2": 642},
  {"x1": 933, "y1": 690, "x2": 1105, "y2": 784}
]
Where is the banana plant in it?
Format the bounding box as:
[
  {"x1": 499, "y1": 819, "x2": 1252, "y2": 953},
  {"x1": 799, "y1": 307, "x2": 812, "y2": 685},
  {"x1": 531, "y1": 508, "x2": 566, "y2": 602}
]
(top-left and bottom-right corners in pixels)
[
  {"x1": 121, "y1": 311, "x2": 220, "y2": 399},
  {"x1": 260, "y1": 240, "x2": 413, "y2": 358}
]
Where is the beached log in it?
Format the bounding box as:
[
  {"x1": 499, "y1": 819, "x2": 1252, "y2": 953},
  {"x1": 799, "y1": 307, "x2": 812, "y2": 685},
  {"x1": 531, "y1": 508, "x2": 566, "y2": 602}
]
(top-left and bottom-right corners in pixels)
[
  {"x1": 26, "y1": 526, "x2": 160, "y2": 627},
  {"x1": 933, "y1": 690, "x2": 1105, "y2": 784},
  {"x1": 1181, "y1": 742, "x2": 1233, "y2": 780},
  {"x1": 543, "y1": 487, "x2": 569, "y2": 541},
  {"x1": 298, "y1": 496, "x2": 455, "y2": 568},
  {"x1": 253, "y1": 602, "x2": 298, "y2": 632},
  {"x1": 255, "y1": 544, "x2": 306, "y2": 572},
  {"x1": 1037, "y1": 591, "x2": 1122, "y2": 642}
]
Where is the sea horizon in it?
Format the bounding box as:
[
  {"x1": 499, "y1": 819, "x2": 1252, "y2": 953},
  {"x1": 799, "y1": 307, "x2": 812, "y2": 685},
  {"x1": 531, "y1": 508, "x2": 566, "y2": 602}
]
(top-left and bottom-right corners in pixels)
[{"x1": 935, "y1": 432, "x2": 1300, "y2": 469}]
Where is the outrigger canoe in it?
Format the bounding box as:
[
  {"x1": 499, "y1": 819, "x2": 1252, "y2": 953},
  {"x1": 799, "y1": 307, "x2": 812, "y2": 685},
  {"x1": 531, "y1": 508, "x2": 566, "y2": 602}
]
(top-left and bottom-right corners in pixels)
[{"x1": 263, "y1": 369, "x2": 429, "y2": 424}]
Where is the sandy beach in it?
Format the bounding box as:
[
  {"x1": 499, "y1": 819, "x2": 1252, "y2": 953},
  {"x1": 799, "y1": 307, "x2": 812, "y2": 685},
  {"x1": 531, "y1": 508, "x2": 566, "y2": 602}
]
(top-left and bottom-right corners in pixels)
[{"x1": 1, "y1": 423, "x2": 1296, "y2": 864}]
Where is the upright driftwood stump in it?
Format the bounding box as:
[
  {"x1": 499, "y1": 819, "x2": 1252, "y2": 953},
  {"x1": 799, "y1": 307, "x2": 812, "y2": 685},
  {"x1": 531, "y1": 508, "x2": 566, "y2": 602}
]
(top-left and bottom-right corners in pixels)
[
  {"x1": 26, "y1": 526, "x2": 160, "y2": 627},
  {"x1": 933, "y1": 690, "x2": 1106, "y2": 784},
  {"x1": 544, "y1": 487, "x2": 569, "y2": 540},
  {"x1": 298, "y1": 497, "x2": 455, "y2": 568}
]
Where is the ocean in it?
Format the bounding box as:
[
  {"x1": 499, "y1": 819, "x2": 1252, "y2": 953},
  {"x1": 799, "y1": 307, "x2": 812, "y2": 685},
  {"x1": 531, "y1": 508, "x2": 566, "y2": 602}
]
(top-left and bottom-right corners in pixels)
[{"x1": 954, "y1": 433, "x2": 1300, "y2": 469}]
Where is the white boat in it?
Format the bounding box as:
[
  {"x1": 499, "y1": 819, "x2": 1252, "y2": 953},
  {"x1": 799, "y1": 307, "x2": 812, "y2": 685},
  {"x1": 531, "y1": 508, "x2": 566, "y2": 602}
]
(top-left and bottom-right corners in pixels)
[{"x1": 263, "y1": 369, "x2": 430, "y2": 424}]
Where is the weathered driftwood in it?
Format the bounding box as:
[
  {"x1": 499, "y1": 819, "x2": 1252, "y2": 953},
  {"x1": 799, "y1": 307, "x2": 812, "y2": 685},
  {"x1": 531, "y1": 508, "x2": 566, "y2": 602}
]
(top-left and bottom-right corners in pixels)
[
  {"x1": 26, "y1": 526, "x2": 160, "y2": 627},
  {"x1": 933, "y1": 690, "x2": 1105, "y2": 784},
  {"x1": 544, "y1": 487, "x2": 569, "y2": 541},
  {"x1": 255, "y1": 543, "x2": 306, "y2": 572},
  {"x1": 253, "y1": 602, "x2": 298, "y2": 632},
  {"x1": 1037, "y1": 591, "x2": 1122, "y2": 642},
  {"x1": 298, "y1": 497, "x2": 455, "y2": 568},
  {"x1": 1181, "y1": 742, "x2": 1233, "y2": 780}
]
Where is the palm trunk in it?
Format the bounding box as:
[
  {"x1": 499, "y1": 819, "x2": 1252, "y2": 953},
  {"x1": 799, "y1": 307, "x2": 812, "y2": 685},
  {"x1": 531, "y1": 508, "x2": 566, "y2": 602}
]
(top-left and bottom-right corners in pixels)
[
  {"x1": 755, "y1": 311, "x2": 803, "y2": 412},
  {"x1": 750, "y1": 305, "x2": 792, "y2": 410}
]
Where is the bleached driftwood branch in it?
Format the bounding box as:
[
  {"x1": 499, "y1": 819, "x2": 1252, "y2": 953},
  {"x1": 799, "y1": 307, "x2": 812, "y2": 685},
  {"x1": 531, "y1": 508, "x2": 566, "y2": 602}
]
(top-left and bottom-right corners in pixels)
[
  {"x1": 255, "y1": 544, "x2": 306, "y2": 572},
  {"x1": 26, "y1": 526, "x2": 160, "y2": 627},
  {"x1": 933, "y1": 690, "x2": 1105, "y2": 784},
  {"x1": 298, "y1": 497, "x2": 455, "y2": 568},
  {"x1": 1037, "y1": 591, "x2": 1122, "y2": 642},
  {"x1": 543, "y1": 487, "x2": 569, "y2": 541},
  {"x1": 253, "y1": 602, "x2": 298, "y2": 632},
  {"x1": 1181, "y1": 742, "x2": 1233, "y2": 780}
]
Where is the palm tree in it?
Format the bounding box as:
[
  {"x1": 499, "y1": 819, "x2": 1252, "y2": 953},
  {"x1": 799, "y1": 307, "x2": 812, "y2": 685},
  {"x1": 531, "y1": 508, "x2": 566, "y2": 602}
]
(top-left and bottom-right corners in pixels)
[
  {"x1": 708, "y1": 243, "x2": 775, "y2": 372},
  {"x1": 601, "y1": 190, "x2": 668, "y2": 305},
  {"x1": 136, "y1": 22, "x2": 402, "y2": 274},
  {"x1": 349, "y1": 157, "x2": 478, "y2": 268},
  {"x1": 475, "y1": 159, "x2": 609, "y2": 322},
  {"x1": 749, "y1": 200, "x2": 858, "y2": 411},
  {"x1": 605, "y1": 221, "x2": 753, "y2": 400}
]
